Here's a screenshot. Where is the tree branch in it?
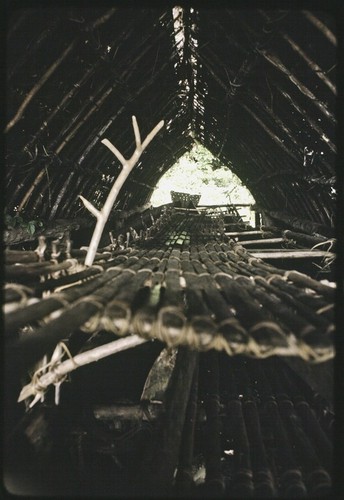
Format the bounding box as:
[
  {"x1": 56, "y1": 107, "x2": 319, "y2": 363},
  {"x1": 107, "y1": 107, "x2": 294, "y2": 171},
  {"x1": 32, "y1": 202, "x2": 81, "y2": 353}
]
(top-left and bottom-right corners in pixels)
[
  {"x1": 83, "y1": 116, "x2": 164, "y2": 266},
  {"x1": 79, "y1": 195, "x2": 101, "y2": 219},
  {"x1": 101, "y1": 139, "x2": 127, "y2": 165}
]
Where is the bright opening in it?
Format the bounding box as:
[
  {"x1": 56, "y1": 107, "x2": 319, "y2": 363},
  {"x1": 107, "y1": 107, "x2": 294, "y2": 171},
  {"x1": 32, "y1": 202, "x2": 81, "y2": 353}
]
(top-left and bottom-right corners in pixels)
[{"x1": 150, "y1": 144, "x2": 256, "y2": 225}]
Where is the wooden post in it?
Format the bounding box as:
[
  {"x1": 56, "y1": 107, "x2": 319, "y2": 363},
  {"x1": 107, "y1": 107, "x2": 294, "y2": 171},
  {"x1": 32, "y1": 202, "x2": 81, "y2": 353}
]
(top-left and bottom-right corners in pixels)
[{"x1": 136, "y1": 346, "x2": 198, "y2": 496}]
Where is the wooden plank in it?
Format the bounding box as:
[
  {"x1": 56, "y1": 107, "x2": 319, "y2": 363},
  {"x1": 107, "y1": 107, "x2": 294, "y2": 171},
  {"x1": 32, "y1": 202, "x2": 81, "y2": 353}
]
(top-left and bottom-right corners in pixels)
[
  {"x1": 225, "y1": 230, "x2": 273, "y2": 237},
  {"x1": 240, "y1": 237, "x2": 284, "y2": 246},
  {"x1": 251, "y1": 250, "x2": 335, "y2": 259},
  {"x1": 93, "y1": 403, "x2": 163, "y2": 421}
]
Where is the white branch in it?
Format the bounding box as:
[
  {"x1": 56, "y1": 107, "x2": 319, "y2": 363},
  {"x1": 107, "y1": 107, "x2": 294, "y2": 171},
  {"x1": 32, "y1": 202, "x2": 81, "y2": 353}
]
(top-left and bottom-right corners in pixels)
[
  {"x1": 132, "y1": 115, "x2": 141, "y2": 150},
  {"x1": 79, "y1": 195, "x2": 101, "y2": 219},
  {"x1": 101, "y1": 138, "x2": 126, "y2": 166},
  {"x1": 141, "y1": 120, "x2": 164, "y2": 150},
  {"x1": 82, "y1": 117, "x2": 164, "y2": 266},
  {"x1": 18, "y1": 335, "x2": 148, "y2": 405}
]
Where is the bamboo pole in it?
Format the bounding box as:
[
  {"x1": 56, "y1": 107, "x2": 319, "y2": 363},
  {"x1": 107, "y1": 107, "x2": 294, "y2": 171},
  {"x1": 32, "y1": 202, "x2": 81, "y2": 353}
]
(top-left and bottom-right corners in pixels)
[
  {"x1": 201, "y1": 351, "x2": 225, "y2": 495},
  {"x1": 5, "y1": 266, "x2": 113, "y2": 335},
  {"x1": 6, "y1": 42, "x2": 76, "y2": 133},
  {"x1": 18, "y1": 335, "x2": 148, "y2": 405},
  {"x1": 5, "y1": 260, "x2": 76, "y2": 281},
  {"x1": 242, "y1": 399, "x2": 276, "y2": 496},
  {"x1": 295, "y1": 400, "x2": 333, "y2": 472},
  {"x1": 4, "y1": 284, "x2": 34, "y2": 305},
  {"x1": 226, "y1": 398, "x2": 254, "y2": 496},
  {"x1": 219, "y1": 241, "x2": 335, "y2": 298},
  {"x1": 258, "y1": 49, "x2": 335, "y2": 123},
  {"x1": 32, "y1": 267, "x2": 101, "y2": 294},
  {"x1": 6, "y1": 257, "x2": 151, "y2": 372},
  {"x1": 183, "y1": 270, "x2": 218, "y2": 350},
  {"x1": 283, "y1": 229, "x2": 329, "y2": 247},
  {"x1": 263, "y1": 275, "x2": 331, "y2": 318},
  {"x1": 257, "y1": 362, "x2": 308, "y2": 496},
  {"x1": 5, "y1": 250, "x2": 40, "y2": 264},
  {"x1": 266, "y1": 397, "x2": 308, "y2": 496},
  {"x1": 278, "y1": 396, "x2": 331, "y2": 495},
  {"x1": 254, "y1": 276, "x2": 331, "y2": 331},
  {"x1": 303, "y1": 11, "x2": 337, "y2": 45}
]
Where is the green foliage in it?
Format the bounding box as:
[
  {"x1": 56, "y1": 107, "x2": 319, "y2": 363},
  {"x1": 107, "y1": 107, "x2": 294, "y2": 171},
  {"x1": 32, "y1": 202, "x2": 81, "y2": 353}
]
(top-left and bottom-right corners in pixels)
[
  {"x1": 151, "y1": 144, "x2": 255, "y2": 206},
  {"x1": 5, "y1": 212, "x2": 44, "y2": 235}
]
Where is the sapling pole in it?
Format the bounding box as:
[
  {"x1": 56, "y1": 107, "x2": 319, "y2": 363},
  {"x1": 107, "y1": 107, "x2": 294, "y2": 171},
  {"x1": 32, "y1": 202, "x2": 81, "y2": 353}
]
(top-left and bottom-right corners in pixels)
[
  {"x1": 80, "y1": 116, "x2": 164, "y2": 266},
  {"x1": 18, "y1": 335, "x2": 148, "y2": 405}
]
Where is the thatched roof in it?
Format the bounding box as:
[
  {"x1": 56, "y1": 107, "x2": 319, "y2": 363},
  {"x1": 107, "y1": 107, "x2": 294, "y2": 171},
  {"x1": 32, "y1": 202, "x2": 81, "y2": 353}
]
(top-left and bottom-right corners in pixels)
[
  {"x1": 4, "y1": 4, "x2": 342, "y2": 497},
  {"x1": 5, "y1": 3, "x2": 338, "y2": 228}
]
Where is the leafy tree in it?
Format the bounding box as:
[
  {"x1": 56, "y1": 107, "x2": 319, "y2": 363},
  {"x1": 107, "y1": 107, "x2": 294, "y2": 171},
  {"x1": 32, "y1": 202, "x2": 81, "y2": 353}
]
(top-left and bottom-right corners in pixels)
[
  {"x1": 151, "y1": 144, "x2": 255, "y2": 206},
  {"x1": 5, "y1": 212, "x2": 44, "y2": 235}
]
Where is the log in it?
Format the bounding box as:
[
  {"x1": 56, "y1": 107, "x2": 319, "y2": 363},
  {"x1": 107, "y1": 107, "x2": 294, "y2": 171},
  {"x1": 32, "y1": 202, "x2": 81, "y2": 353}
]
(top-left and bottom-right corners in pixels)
[
  {"x1": 285, "y1": 270, "x2": 335, "y2": 299},
  {"x1": 283, "y1": 229, "x2": 329, "y2": 247},
  {"x1": 265, "y1": 210, "x2": 334, "y2": 238},
  {"x1": 5, "y1": 262, "x2": 127, "y2": 335},
  {"x1": 100, "y1": 262, "x2": 155, "y2": 335},
  {"x1": 5, "y1": 250, "x2": 39, "y2": 264}
]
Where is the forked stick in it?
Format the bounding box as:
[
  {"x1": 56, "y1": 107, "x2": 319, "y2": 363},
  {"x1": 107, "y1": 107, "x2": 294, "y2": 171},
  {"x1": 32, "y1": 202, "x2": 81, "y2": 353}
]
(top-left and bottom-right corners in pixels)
[{"x1": 80, "y1": 116, "x2": 164, "y2": 266}]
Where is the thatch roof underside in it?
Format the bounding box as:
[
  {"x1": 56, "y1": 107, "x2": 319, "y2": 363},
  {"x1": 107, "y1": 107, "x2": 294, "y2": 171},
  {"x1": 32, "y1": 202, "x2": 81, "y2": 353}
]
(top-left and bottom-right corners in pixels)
[
  {"x1": 4, "y1": 4, "x2": 343, "y2": 497},
  {"x1": 6, "y1": 5, "x2": 338, "y2": 227}
]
